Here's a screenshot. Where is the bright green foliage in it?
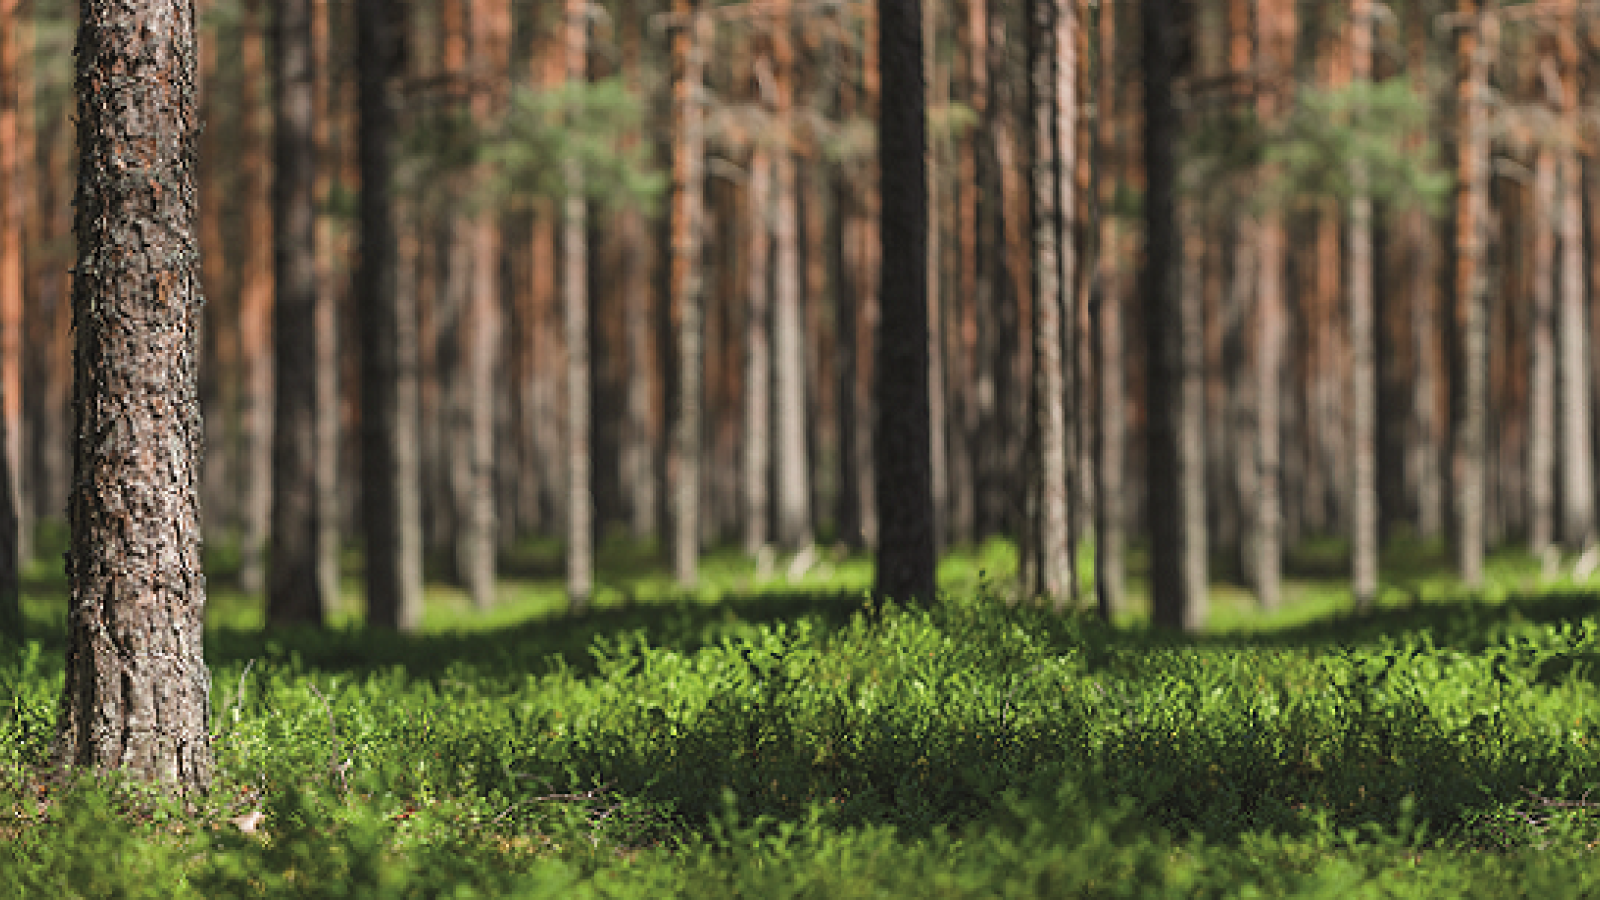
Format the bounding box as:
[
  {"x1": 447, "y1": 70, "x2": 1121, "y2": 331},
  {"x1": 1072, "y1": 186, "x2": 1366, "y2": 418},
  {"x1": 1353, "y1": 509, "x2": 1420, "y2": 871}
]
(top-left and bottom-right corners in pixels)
[
  {"x1": 487, "y1": 78, "x2": 666, "y2": 213},
  {"x1": 6, "y1": 559, "x2": 1600, "y2": 894},
  {"x1": 1265, "y1": 79, "x2": 1453, "y2": 217}
]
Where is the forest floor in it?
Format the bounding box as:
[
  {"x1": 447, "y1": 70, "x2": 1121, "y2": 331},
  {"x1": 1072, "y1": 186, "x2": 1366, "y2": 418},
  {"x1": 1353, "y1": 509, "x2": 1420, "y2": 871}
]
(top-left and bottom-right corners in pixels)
[{"x1": 5, "y1": 529, "x2": 1600, "y2": 896}]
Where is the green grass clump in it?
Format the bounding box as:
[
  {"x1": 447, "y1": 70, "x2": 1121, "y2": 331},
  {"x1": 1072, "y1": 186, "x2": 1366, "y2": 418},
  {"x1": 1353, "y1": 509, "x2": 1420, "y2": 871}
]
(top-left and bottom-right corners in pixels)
[{"x1": 5, "y1": 536, "x2": 1600, "y2": 895}]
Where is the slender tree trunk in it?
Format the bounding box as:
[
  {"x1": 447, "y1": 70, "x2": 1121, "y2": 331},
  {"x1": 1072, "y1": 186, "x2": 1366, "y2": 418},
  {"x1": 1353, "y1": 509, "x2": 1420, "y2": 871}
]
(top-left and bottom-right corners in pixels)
[
  {"x1": 1531, "y1": 142, "x2": 1556, "y2": 561},
  {"x1": 1025, "y1": 0, "x2": 1070, "y2": 601},
  {"x1": 239, "y1": 1, "x2": 274, "y2": 596},
  {"x1": 875, "y1": 0, "x2": 935, "y2": 602},
  {"x1": 672, "y1": 2, "x2": 707, "y2": 586},
  {"x1": 359, "y1": 0, "x2": 423, "y2": 630},
  {"x1": 565, "y1": 0, "x2": 592, "y2": 612},
  {"x1": 769, "y1": 1, "x2": 811, "y2": 552},
  {"x1": 1556, "y1": 0, "x2": 1594, "y2": 552},
  {"x1": 619, "y1": 3, "x2": 657, "y2": 542},
  {"x1": 1093, "y1": 0, "x2": 1123, "y2": 620},
  {"x1": 1347, "y1": 0, "x2": 1378, "y2": 611},
  {"x1": 1454, "y1": 0, "x2": 1495, "y2": 589},
  {"x1": 744, "y1": 146, "x2": 773, "y2": 558},
  {"x1": 269, "y1": 0, "x2": 325, "y2": 626},
  {"x1": 925, "y1": 0, "x2": 949, "y2": 558},
  {"x1": 0, "y1": 0, "x2": 22, "y2": 635},
  {"x1": 311, "y1": 0, "x2": 341, "y2": 617},
  {"x1": 1253, "y1": 0, "x2": 1294, "y2": 610},
  {"x1": 56, "y1": 0, "x2": 213, "y2": 789}
]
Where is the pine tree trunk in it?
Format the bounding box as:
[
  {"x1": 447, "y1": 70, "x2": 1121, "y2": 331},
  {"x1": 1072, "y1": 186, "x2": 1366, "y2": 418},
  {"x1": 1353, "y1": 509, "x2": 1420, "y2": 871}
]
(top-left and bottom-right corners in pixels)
[
  {"x1": 311, "y1": 0, "x2": 341, "y2": 619},
  {"x1": 875, "y1": 0, "x2": 935, "y2": 601},
  {"x1": 0, "y1": 0, "x2": 22, "y2": 635},
  {"x1": 744, "y1": 146, "x2": 772, "y2": 559},
  {"x1": 1453, "y1": 0, "x2": 1495, "y2": 589},
  {"x1": 672, "y1": 1, "x2": 707, "y2": 586},
  {"x1": 564, "y1": 0, "x2": 592, "y2": 612},
  {"x1": 1093, "y1": 0, "x2": 1123, "y2": 621},
  {"x1": 1530, "y1": 144, "x2": 1556, "y2": 561},
  {"x1": 56, "y1": 0, "x2": 213, "y2": 789},
  {"x1": 359, "y1": 0, "x2": 423, "y2": 630},
  {"x1": 770, "y1": 2, "x2": 811, "y2": 553},
  {"x1": 239, "y1": 1, "x2": 274, "y2": 596},
  {"x1": 619, "y1": 3, "x2": 657, "y2": 542},
  {"x1": 1025, "y1": 0, "x2": 1070, "y2": 601},
  {"x1": 269, "y1": 0, "x2": 325, "y2": 626},
  {"x1": 1556, "y1": 0, "x2": 1594, "y2": 551},
  {"x1": 1347, "y1": 0, "x2": 1378, "y2": 611}
]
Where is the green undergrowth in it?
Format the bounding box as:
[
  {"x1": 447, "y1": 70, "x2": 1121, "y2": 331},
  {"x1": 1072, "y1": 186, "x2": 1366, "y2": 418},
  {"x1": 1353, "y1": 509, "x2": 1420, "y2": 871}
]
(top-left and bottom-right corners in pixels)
[{"x1": 6, "y1": 543, "x2": 1600, "y2": 895}]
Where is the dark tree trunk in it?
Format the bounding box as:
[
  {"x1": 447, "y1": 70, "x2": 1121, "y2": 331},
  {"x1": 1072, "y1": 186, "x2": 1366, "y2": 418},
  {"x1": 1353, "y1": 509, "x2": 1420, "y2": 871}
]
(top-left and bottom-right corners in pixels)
[
  {"x1": 1093, "y1": 0, "x2": 1124, "y2": 621},
  {"x1": 269, "y1": 0, "x2": 325, "y2": 626},
  {"x1": 875, "y1": 0, "x2": 935, "y2": 602},
  {"x1": 1144, "y1": 0, "x2": 1205, "y2": 630},
  {"x1": 359, "y1": 0, "x2": 423, "y2": 630},
  {"x1": 55, "y1": 0, "x2": 214, "y2": 789},
  {"x1": 1347, "y1": 0, "x2": 1377, "y2": 612},
  {"x1": 1024, "y1": 0, "x2": 1070, "y2": 601},
  {"x1": 744, "y1": 146, "x2": 772, "y2": 559}
]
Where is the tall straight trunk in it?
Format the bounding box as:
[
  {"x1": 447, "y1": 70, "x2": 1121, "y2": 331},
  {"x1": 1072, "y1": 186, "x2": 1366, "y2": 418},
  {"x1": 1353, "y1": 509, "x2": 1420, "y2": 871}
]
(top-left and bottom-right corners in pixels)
[
  {"x1": 1058, "y1": 0, "x2": 1083, "y2": 610},
  {"x1": 56, "y1": 0, "x2": 213, "y2": 789},
  {"x1": 239, "y1": 1, "x2": 273, "y2": 595},
  {"x1": 1347, "y1": 0, "x2": 1378, "y2": 611},
  {"x1": 1556, "y1": 0, "x2": 1594, "y2": 551},
  {"x1": 1405, "y1": 0, "x2": 1443, "y2": 539},
  {"x1": 925, "y1": 0, "x2": 949, "y2": 556},
  {"x1": 359, "y1": 0, "x2": 423, "y2": 630},
  {"x1": 0, "y1": 0, "x2": 22, "y2": 633},
  {"x1": 269, "y1": 0, "x2": 325, "y2": 626},
  {"x1": 312, "y1": 0, "x2": 341, "y2": 615},
  {"x1": 1531, "y1": 142, "x2": 1556, "y2": 560},
  {"x1": 876, "y1": 0, "x2": 935, "y2": 601},
  {"x1": 672, "y1": 1, "x2": 707, "y2": 586},
  {"x1": 1025, "y1": 0, "x2": 1070, "y2": 601},
  {"x1": 1093, "y1": 0, "x2": 1123, "y2": 620},
  {"x1": 744, "y1": 146, "x2": 773, "y2": 558},
  {"x1": 1145, "y1": 0, "x2": 1204, "y2": 629},
  {"x1": 1253, "y1": 0, "x2": 1294, "y2": 610},
  {"x1": 619, "y1": 3, "x2": 657, "y2": 542},
  {"x1": 772, "y1": 0, "x2": 811, "y2": 552},
  {"x1": 565, "y1": 0, "x2": 592, "y2": 612},
  {"x1": 1454, "y1": 0, "x2": 1494, "y2": 589}
]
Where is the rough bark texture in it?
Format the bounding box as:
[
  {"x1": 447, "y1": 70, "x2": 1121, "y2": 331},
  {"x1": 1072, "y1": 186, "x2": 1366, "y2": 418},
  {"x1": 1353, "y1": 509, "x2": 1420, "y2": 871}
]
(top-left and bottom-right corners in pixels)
[
  {"x1": 1025, "y1": 0, "x2": 1070, "y2": 601},
  {"x1": 672, "y1": 1, "x2": 707, "y2": 586},
  {"x1": 1453, "y1": 0, "x2": 1493, "y2": 589},
  {"x1": 744, "y1": 146, "x2": 773, "y2": 559},
  {"x1": 55, "y1": 0, "x2": 214, "y2": 789},
  {"x1": 269, "y1": 0, "x2": 325, "y2": 626},
  {"x1": 565, "y1": 0, "x2": 592, "y2": 613},
  {"x1": 359, "y1": 0, "x2": 423, "y2": 630},
  {"x1": 1144, "y1": 0, "x2": 1203, "y2": 630},
  {"x1": 875, "y1": 0, "x2": 935, "y2": 602},
  {"x1": 1347, "y1": 0, "x2": 1378, "y2": 612}
]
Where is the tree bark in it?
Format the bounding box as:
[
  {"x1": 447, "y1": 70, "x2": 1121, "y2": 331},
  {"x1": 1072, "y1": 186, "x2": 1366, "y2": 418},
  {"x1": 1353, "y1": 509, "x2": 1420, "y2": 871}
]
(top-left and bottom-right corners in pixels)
[
  {"x1": 1025, "y1": 0, "x2": 1070, "y2": 601},
  {"x1": 1531, "y1": 142, "x2": 1556, "y2": 561},
  {"x1": 1555, "y1": 0, "x2": 1594, "y2": 552},
  {"x1": 1093, "y1": 0, "x2": 1123, "y2": 621},
  {"x1": 1453, "y1": 0, "x2": 1495, "y2": 589},
  {"x1": 238, "y1": 0, "x2": 274, "y2": 596},
  {"x1": 565, "y1": 0, "x2": 592, "y2": 612},
  {"x1": 875, "y1": 0, "x2": 935, "y2": 602},
  {"x1": 672, "y1": 1, "x2": 708, "y2": 586},
  {"x1": 55, "y1": 0, "x2": 213, "y2": 789},
  {"x1": 744, "y1": 145, "x2": 773, "y2": 559},
  {"x1": 359, "y1": 0, "x2": 424, "y2": 630},
  {"x1": 1347, "y1": 0, "x2": 1378, "y2": 612},
  {"x1": 0, "y1": 0, "x2": 22, "y2": 636},
  {"x1": 771, "y1": 0, "x2": 811, "y2": 553},
  {"x1": 1145, "y1": 0, "x2": 1204, "y2": 630},
  {"x1": 269, "y1": 0, "x2": 325, "y2": 627}
]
